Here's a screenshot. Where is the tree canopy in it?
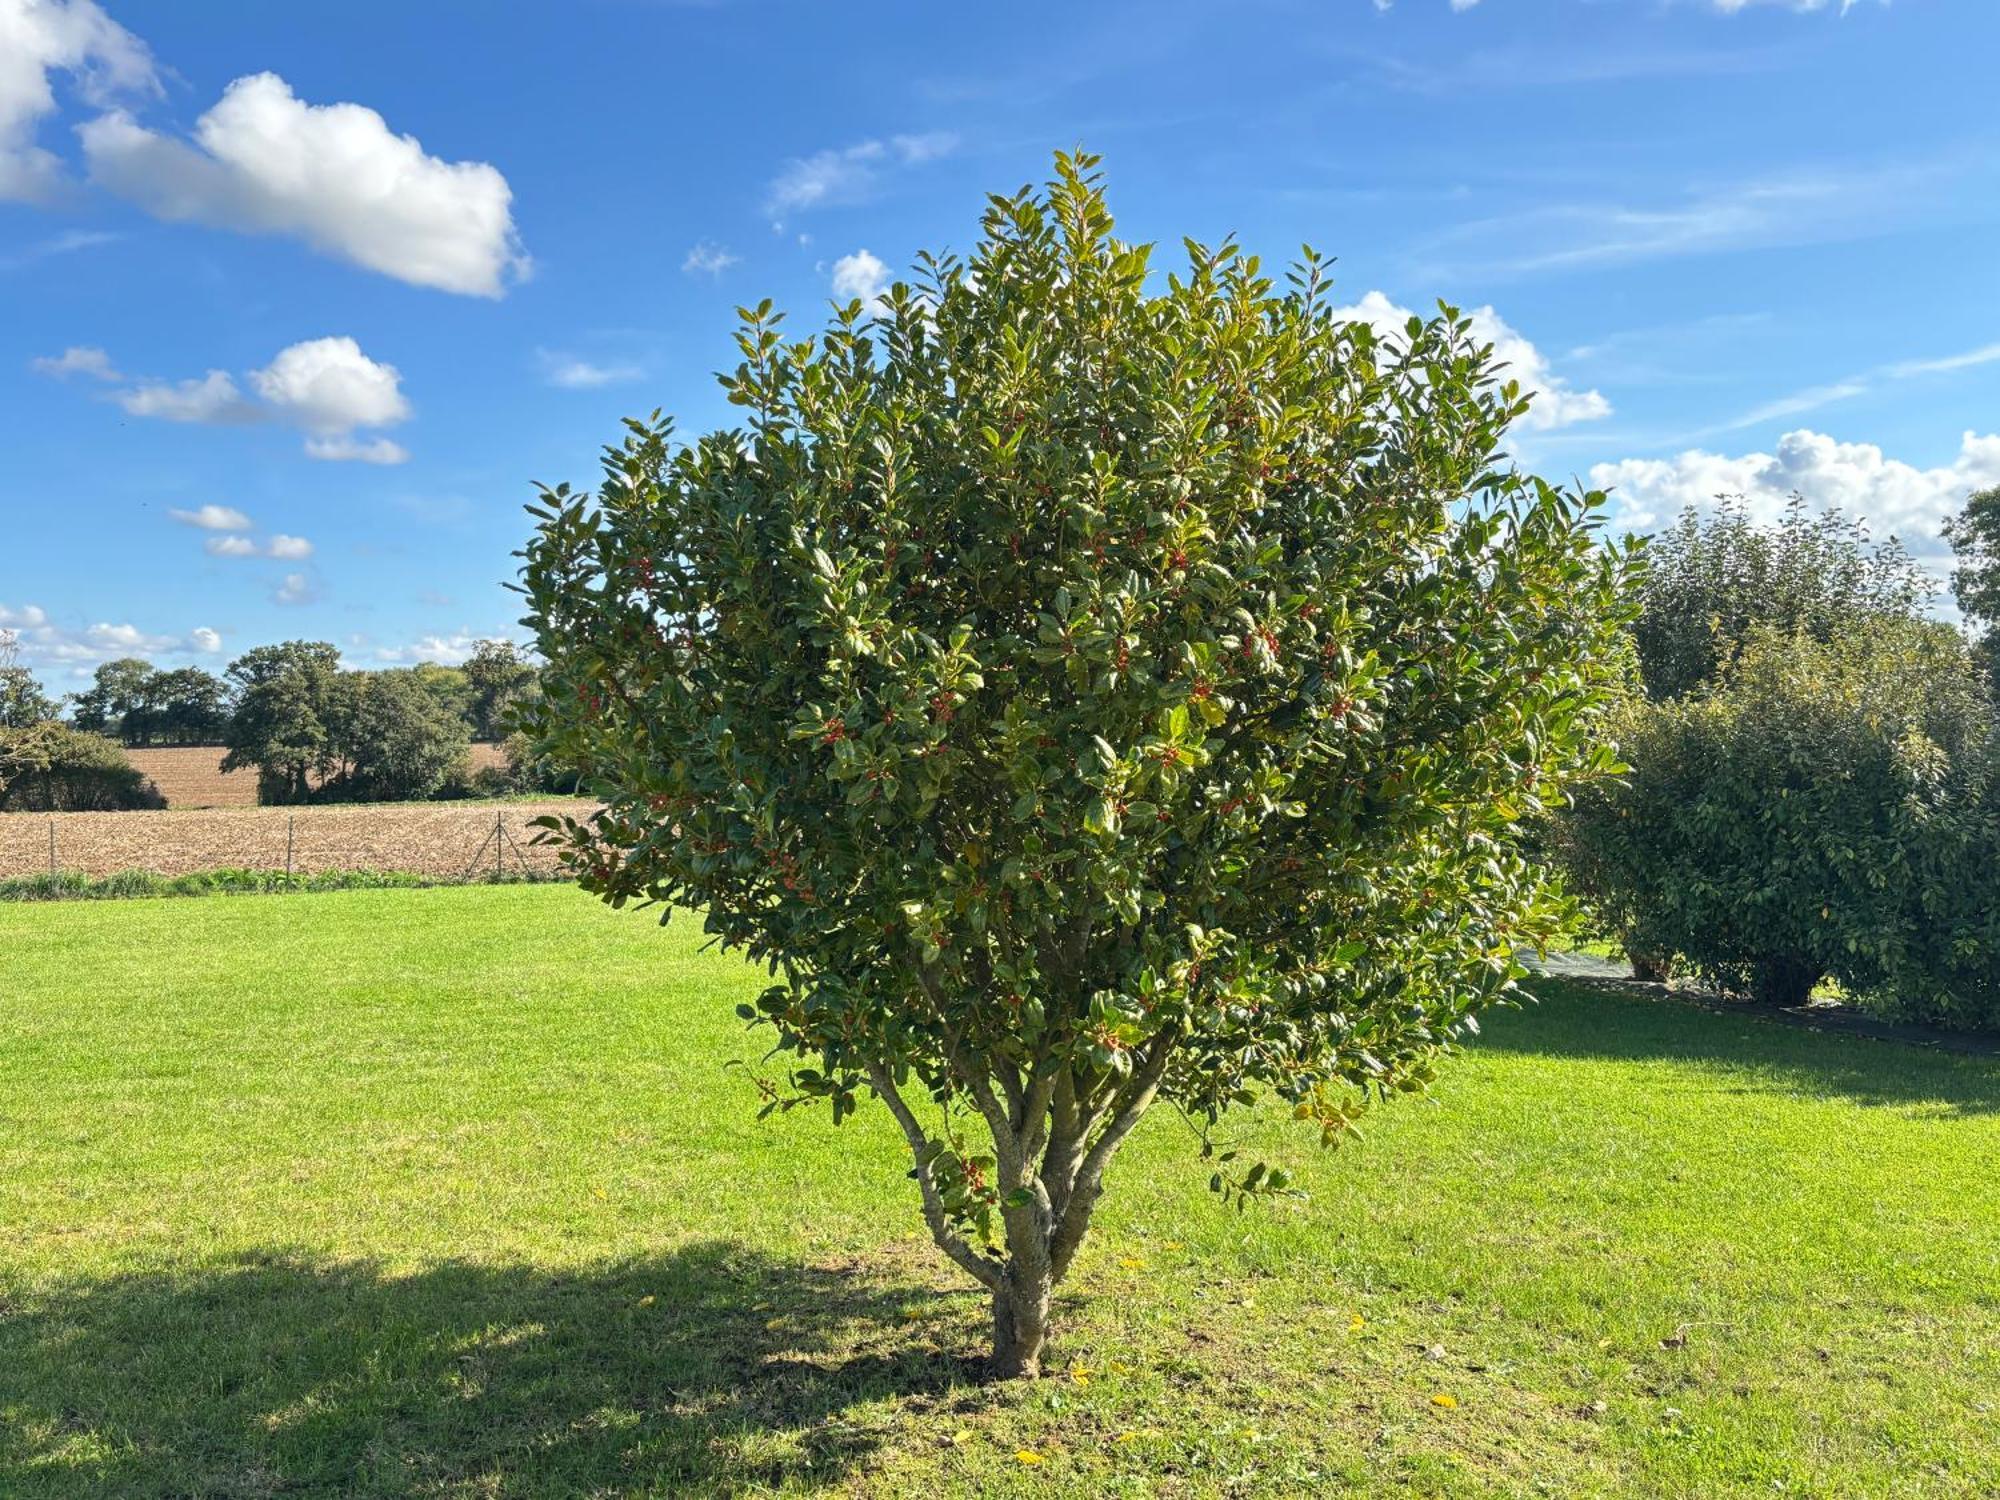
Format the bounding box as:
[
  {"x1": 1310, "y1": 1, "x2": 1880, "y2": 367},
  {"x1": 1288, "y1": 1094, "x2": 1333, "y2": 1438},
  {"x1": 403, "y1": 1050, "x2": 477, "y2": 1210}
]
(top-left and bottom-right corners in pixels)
[
  {"x1": 520, "y1": 159, "x2": 1640, "y2": 1384},
  {"x1": 519, "y1": 156, "x2": 1635, "y2": 1376},
  {"x1": 1630, "y1": 497, "x2": 1932, "y2": 701}
]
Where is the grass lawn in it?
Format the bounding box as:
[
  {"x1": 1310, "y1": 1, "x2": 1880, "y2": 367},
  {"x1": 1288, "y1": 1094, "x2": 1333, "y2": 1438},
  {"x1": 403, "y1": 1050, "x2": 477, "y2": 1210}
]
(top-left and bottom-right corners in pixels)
[{"x1": 3, "y1": 886, "x2": 1996, "y2": 1498}]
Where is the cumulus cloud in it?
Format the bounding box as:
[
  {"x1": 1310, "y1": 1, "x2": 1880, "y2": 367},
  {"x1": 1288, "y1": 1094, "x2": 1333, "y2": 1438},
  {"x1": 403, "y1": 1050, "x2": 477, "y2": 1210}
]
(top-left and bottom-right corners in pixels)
[
  {"x1": 766, "y1": 133, "x2": 958, "y2": 219},
  {"x1": 168, "y1": 503, "x2": 252, "y2": 531},
  {"x1": 78, "y1": 71, "x2": 528, "y2": 296},
  {"x1": 104, "y1": 336, "x2": 411, "y2": 461},
  {"x1": 119, "y1": 369, "x2": 257, "y2": 424},
  {"x1": 1, "y1": 600, "x2": 222, "y2": 675},
  {"x1": 537, "y1": 349, "x2": 644, "y2": 390},
  {"x1": 682, "y1": 240, "x2": 738, "y2": 277},
  {"x1": 369, "y1": 632, "x2": 520, "y2": 667},
  {"x1": 1589, "y1": 428, "x2": 2000, "y2": 575},
  {"x1": 1331, "y1": 290, "x2": 1611, "y2": 431},
  {"x1": 250, "y1": 335, "x2": 409, "y2": 432},
  {"x1": 30, "y1": 343, "x2": 118, "y2": 379},
  {"x1": 201, "y1": 531, "x2": 311, "y2": 559},
  {"x1": 830, "y1": 248, "x2": 891, "y2": 309},
  {"x1": 0, "y1": 0, "x2": 155, "y2": 202}
]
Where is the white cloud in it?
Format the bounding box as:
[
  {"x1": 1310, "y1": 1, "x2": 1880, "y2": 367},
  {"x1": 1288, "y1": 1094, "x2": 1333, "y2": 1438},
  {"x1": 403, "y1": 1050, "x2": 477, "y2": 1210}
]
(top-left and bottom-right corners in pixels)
[
  {"x1": 168, "y1": 503, "x2": 252, "y2": 531},
  {"x1": 273, "y1": 572, "x2": 314, "y2": 606},
  {"x1": 199, "y1": 530, "x2": 311, "y2": 559},
  {"x1": 1331, "y1": 290, "x2": 1610, "y2": 431},
  {"x1": 1884, "y1": 342, "x2": 2000, "y2": 380},
  {"x1": 765, "y1": 133, "x2": 958, "y2": 219},
  {"x1": 537, "y1": 349, "x2": 644, "y2": 390},
  {"x1": 31, "y1": 343, "x2": 118, "y2": 379},
  {"x1": 119, "y1": 369, "x2": 257, "y2": 424},
  {"x1": 1420, "y1": 157, "x2": 1960, "y2": 280},
  {"x1": 0, "y1": 227, "x2": 117, "y2": 271},
  {"x1": 0, "y1": 0, "x2": 155, "y2": 202},
  {"x1": 0, "y1": 600, "x2": 223, "y2": 676},
  {"x1": 1589, "y1": 428, "x2": 2000, "y2": 575},
  {"x1": 1709, "y1": 0, "x2": 1880, "y2": 11},
  {"x1": 250, "y1": 335, "x2": 409, "y2": 432},
  {"x1": 682, "y1": 240, "x2": 738, "y2": 277},
  {"x1": 370, "y1": 632, "x2": 513, "y2": 666},
  {"x1": 105, "y1": 335, "x2": 411, "y2": 461},
  {"x1": 304, "y1": 435, "x2": 408, "y2": 465},
  {"x1": 79, "y1": 71, "x2": 528, "y2": 296},
  {"x1": 830, "y1": 248, "x2": 892, "y2": 310}
]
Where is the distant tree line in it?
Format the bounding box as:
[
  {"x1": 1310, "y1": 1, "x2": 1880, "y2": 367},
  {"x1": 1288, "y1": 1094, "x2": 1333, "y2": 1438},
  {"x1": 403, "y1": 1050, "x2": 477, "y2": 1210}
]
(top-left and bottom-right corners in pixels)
[{"x1": 0, "y1": 632, "x2": 575, "y2": 810}]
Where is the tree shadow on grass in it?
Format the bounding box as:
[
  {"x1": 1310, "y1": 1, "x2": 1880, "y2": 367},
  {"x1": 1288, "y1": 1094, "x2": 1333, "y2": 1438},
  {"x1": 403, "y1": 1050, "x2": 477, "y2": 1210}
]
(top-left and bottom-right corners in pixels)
[
  {"x1": 0, "y1": 1240, "x2": 989, "y2": 1499},
  {"x1": 1478, "y1": 977, "x2": 2000, "y2": 1118}
]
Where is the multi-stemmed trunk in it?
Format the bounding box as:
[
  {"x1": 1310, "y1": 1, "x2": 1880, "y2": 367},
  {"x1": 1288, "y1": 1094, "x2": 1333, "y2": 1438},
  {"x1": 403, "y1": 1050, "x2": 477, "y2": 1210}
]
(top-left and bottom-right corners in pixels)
[{"x1": 868, "y1": 1029, "x2": 1177, "y2": 1380}]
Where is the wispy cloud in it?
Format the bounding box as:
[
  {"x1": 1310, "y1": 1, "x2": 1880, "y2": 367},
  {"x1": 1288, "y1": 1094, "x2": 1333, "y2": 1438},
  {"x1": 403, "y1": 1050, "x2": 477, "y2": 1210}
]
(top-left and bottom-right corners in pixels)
[
  {"x1": 764, "y1": 133, "x2": 959, "y2": 220},
  {"x1": 681, "y1": 240, "x2": 738, "y2": 277},
  {"x1": 31, "y1": 344, "x2": 121, "y2": 380},
  {"x1": 537, "y1": 349, "x2": 645, "y2": 389},
  {"x1": 1710, "y1": 336, "x2": 2000, "y2": 436},
  {"x1": 168, "y1": 504, "x2": 252, "y2": 531},
  {"x1": 1883, "y1": 342, "x2": 2000, "y2": 380},
  {"x1": 0, "y1": 230, "x2": 119, "y2": 272},
  {"x1": 1416, "y1": 155, "x2": 1977, "y2": 279}
]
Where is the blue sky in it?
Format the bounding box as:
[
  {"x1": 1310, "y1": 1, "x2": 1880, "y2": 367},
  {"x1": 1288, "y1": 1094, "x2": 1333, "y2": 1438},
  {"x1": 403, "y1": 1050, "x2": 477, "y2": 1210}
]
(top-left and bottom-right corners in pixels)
[{"x1": 4, "y1": 0, "x2": 1997, "y2": 685}]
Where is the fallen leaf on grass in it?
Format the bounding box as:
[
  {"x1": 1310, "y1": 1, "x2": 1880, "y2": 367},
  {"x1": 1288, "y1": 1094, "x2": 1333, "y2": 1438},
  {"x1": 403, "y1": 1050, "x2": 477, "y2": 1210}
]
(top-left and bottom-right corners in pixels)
[
  {"x1": 1431, "y1": 1393, "x2": 1459, "y2": 1409},
  {"x1": 1014, "y1": 1449, "x2": 1044, "y2": 1465},
  {"x1": 1660, "y1": 1325, "x2": 1689, "y2": 1349},
  {"x1": 1118, "y1": 1256, "x2": 1146, "y2": 1270}
]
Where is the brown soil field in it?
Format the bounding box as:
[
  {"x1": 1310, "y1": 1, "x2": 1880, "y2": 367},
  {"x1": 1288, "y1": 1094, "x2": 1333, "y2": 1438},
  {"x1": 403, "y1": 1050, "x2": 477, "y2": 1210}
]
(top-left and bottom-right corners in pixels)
[
  {"x1": 125, "y1": 743, "x2": 511, "y2": 808},
  {"x1": 0, "y1": 799, "x2": 594, "y2": 880}
]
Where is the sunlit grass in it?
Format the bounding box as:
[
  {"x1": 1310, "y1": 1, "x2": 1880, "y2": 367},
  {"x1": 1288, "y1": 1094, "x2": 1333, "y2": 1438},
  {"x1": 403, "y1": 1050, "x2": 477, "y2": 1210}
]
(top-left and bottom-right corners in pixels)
[{"x1": 3, "y1": 885, "x2": 1996, "y2": 1496}]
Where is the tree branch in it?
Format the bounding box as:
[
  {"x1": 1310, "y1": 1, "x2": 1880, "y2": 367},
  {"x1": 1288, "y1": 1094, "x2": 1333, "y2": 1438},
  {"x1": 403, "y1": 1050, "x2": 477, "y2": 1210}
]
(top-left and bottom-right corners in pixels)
[
  {"x1": 1049, "y1": 1029, "x2": 1179, "y2": 1283},
  {"x1": 866, "y1": 1062, "x2": 1003, "y2": 1292}
]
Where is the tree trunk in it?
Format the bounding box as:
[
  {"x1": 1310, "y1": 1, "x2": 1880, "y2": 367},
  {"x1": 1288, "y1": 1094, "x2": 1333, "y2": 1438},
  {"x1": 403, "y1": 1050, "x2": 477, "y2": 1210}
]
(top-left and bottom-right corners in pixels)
[
  {"x1": 989, "y1": 1268, "x2": 1053, "y2": 1380},
  {"x1": 1751, "y1": 955, "x2": 1821, "y2": 1009}
]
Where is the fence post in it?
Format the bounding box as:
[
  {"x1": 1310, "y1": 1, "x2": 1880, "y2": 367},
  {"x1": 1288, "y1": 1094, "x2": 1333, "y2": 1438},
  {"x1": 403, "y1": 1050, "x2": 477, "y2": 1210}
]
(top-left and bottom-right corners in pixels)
[
  {"x1": 48, "y1": 816, "x2": 56, "y2": 879},
  {"x1": 495, "y1": 810, "x2": 504, "y2": 882},
  {"x1": 285, "y1": 814, "x2": 295, "y2": 879}
]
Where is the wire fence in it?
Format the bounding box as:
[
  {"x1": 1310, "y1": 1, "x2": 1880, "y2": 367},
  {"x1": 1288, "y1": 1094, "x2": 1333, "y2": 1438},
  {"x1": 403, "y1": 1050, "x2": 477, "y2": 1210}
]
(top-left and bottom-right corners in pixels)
[{"x1": 0, "y1": 801, "x2": 595, "y2": 884}]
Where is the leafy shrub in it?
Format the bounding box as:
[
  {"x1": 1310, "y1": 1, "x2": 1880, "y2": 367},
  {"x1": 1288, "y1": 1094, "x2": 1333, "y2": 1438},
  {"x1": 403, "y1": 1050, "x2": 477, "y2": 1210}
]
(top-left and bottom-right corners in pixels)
[
  {"x1": 0, "y1": 723, "x2": 164, "y2": 811},
  {"x1": 1562, "y1": 620, "x2": 1992, "y2": 1009},
  {"x1": 518, "y1": 154, "x2": 1635, "y2": 1376}
]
